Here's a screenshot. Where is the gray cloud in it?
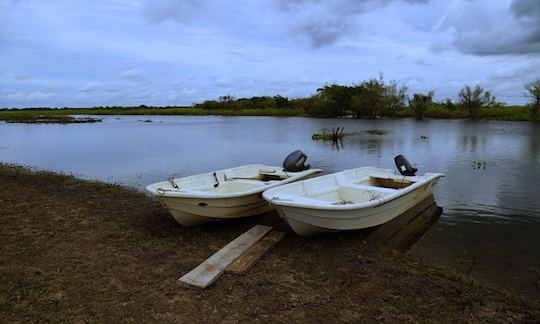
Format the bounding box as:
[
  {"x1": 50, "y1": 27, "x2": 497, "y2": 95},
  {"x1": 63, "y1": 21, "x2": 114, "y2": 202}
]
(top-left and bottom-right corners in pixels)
[
  {"x1": 510, "y1": 0, "x2": 540, "y2": 18},
  {"x1": 1, "y1": 0, "x2": 538, "y2": 107},
  {"x1": 437, "y1": 0, "x2": 540, "y2": 56},
  {"x1": 278, "y1": 0, "x2": 431, "y2": 47},
  {"x1": 295, "y1": 19, "x2": 349, "y2": 47},
  {"x1": 141, "y1": 0, "x2": 431, "y2": 48},
  {"x1": 143, "y1": 0, "x2": 208, "y2": 24}
]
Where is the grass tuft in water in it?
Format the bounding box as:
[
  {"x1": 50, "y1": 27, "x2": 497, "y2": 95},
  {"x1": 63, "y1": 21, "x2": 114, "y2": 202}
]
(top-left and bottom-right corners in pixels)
[
  {"x1": 312, "y1": 127, "x2": 345, "y2": 141},
  {"x1": 366, "y1": 129, "x2": 389, "y2": 135}
]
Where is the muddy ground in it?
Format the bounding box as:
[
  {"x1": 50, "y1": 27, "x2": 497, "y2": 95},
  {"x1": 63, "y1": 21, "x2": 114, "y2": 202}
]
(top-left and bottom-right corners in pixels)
[{"x1": 1, "y1": 164, "x2": 539, "y2": 323}]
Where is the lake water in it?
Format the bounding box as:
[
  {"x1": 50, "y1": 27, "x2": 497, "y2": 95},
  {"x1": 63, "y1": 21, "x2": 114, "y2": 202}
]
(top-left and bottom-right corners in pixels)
[{"x1": 1, "y1": 115, "x2": 539, "y2": 294}]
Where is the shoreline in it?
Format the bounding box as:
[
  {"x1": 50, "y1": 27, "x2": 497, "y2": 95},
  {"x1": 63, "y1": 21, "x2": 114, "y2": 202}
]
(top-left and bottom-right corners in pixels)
[
  {"x1": 1, "y1": 105, "x2": 538, "y2": 123},
  {"x1": 1, "y1": 163, "x2": 539, "y2": 322}
]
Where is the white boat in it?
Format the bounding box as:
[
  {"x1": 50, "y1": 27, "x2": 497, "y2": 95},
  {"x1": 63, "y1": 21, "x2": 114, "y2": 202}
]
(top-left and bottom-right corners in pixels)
[
  {"x1": 146, "y1": 153, "x2": 322, "y2": 225},
  {"x1": 262, "y1": 165, "x2": 444, "y2": 236}
]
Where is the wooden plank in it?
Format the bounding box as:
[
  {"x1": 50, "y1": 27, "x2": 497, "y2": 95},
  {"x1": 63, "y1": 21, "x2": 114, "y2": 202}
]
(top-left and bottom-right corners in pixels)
[
  {"x1": 178, "y1": 225, "x2": 272, "y2": 288},
  {"x1": 226, "y1": 231, "x2": 285, "y2": 275}
]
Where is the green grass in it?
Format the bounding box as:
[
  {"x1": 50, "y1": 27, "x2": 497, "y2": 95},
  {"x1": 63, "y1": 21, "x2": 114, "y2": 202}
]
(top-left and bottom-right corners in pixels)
[
  {"x1": 0, "y1": 113, "x2": 102, "y2": 124},
  {"x1": 1, "y1": 105, "x2": 538, "y2": 122},
  {"x1": 0, "y1": 107, "x2": 307, "y2": 118},
  {"x1": 311, "y1": 128, "x2": 345, "y2": 141},
  {"x1": 394, "y1": 105, "x2": 537, "y2": 121},
  {"x1": 1, "y1": 163, "x2": 539, "y2": 322}
]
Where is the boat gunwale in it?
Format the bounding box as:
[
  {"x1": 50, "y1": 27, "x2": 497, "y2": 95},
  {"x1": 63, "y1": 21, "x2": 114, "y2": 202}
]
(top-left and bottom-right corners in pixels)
[{"x1": 146, "y1": 166, "x2": 323, "y2": 199}]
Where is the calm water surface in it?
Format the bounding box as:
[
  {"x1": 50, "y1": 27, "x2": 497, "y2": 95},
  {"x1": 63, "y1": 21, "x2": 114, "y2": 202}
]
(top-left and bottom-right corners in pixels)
[{"x1": 1, "y1": 116, "x2": 539, "y2": 294}]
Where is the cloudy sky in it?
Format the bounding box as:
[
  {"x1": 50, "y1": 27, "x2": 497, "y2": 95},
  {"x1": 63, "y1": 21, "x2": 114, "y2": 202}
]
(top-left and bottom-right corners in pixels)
[{"x1": 1, "y1": 0, "x2": 539, "y2": 108}]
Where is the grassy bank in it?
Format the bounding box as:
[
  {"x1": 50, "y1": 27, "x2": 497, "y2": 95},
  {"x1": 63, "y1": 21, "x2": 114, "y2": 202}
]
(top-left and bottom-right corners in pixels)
[
  {"x1": 1, "y1": 105, "x2": 538, "y2": 123},
  {"x1": 394, "y1": 105, "x2": 535, "y2": 121},
  {"x1": 1, "y1": 164, "x2": 538, "y2": 322},
  {"x1": 0, "y1": 107, "x2": 308, "y2": 123}
]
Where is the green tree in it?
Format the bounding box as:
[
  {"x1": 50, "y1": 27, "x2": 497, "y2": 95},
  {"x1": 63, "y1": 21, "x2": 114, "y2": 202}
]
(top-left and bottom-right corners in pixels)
[
  {"x1": 316, "y1": 84, "x2": 353, "y2": 116},
  {"x1": 350, "y1": 78, "x2": 386, "y2": 118},
  {"x1": 296, "y1": 95, "x2": 327, "y2": 116},
  {"x1": 409, "y1": 91, "x2": 434, "y2": 120},
  {"x1": 381, "y1": 80, "x2": 408, "y2": 117},
  {"x1": 441, "y1": 97, "x2": 456, "y2": 111},
  {"x1": 525, "y1": 79, "x2": 540, "y2": 117},
  {"x1": 458, "y1": 85, "x2": 496, "y2": 119},
  {"x1": 274, "y1": 95, "x2": 289, "y2": 109}
]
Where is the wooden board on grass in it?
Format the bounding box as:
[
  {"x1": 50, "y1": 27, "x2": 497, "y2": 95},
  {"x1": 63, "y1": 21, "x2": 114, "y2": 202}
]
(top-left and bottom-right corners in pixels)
[
  {"x1": 178, "y1": 225, "x2": 272, "y2": 288},
  {"x1": 226, "y1": 231, "x2": 285, "y2": 275}
]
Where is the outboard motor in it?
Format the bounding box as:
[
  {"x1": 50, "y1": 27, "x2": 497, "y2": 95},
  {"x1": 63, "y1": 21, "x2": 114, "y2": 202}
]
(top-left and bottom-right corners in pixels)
[
  {"x1": 283, "y1": 150, "x2": 311, "y2": 172},
  {"x1": 394, "y1": 154, "x2": 417, "y2": 176}
]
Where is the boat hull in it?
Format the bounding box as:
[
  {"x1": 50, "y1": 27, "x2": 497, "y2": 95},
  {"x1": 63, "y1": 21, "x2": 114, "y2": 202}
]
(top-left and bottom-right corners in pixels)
[
  {"x1": 264, "y1": 168, "x2": 443, "y2": 236},
  {"x1": 278, "y1": 179, "x2": 439, "y2": 236},
  {"x1": 147, "y1": 165, "x2": 322, "y2": 226},
  {"x1": 158, "y1": 193, "x2": 273, "y2": 226}
]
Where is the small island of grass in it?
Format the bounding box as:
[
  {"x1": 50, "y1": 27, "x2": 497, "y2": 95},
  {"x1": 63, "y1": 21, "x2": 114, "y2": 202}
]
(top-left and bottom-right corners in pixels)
[
  {"x1": 312, "y1": 127, "x2": 345, "y2": 141},
  {"x1": 0, "y1": 113, "x2": 102, "y2": 124},
  {"x1": 365, "y1": 129, "x2": 389, "y2": 135}
]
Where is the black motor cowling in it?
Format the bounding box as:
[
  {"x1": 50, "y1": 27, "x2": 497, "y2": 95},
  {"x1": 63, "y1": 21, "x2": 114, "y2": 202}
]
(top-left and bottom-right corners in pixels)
[
  {"x1": 394, "y1": 154, "x2": 417, "y2": 176},
  {"x1": 283, "y1": 150, "x2": 311, "y2": 172}
]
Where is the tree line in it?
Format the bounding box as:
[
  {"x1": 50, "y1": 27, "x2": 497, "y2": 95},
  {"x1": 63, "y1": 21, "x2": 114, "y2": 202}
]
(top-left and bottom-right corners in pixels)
[{"x1": 195, "y1": 76, "x2": 540, "y2": 120}]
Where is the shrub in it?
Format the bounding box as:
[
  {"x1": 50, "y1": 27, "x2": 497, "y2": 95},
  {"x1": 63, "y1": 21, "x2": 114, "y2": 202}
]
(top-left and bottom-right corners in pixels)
[
  {"x1": 458, "y1": 85, "x2": 496, "y2": 119},
  {"x1": 410, "y1": 91, "x2": 434, "y2": 120}
]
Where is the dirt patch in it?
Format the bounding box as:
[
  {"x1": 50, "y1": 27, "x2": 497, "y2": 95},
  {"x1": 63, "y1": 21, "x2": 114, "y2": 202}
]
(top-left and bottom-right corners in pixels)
[{"x1": 1, "y1": 164, "x2": 539, "y2": 322}]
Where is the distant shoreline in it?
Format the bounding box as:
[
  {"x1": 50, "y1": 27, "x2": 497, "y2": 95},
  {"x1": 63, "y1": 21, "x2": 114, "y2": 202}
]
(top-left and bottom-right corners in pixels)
[{"x1": 0, "y1": 105, "x2": 538, "y2": 123}]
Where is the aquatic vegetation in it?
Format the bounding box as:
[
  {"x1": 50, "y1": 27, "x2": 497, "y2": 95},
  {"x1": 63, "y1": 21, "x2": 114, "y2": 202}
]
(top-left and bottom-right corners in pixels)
[
  {"x1": 472, "y1": 160, "x2": 487, "y2": 170},
  {"x1": 312, "y1": 127, "x2": 345, "y2": 141},
  {"x1": 365, "y1": 129, "x2": 389, "y2": 135},
  {"x1": 0, "y1": 114, "x2": 102, "y2": 124}
]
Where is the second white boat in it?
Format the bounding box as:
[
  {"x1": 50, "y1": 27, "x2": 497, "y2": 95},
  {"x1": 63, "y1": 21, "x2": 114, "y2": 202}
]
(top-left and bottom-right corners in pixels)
[{"x1": 262, "y1": 156, "x2": 444, "y2": 236}]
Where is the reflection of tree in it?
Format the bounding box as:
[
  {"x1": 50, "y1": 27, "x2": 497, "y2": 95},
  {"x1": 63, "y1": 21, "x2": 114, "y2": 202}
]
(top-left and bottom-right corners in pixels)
[
  {"x1": 331, "y1": 138, "x2": 344, "y2": 151},
  {"x1": 495, "y1": 123, "x2": 540, "y2": 217},
  {"x1": 347, "y1": 135, "x2": 387, "y2": 155},
  {"x1": 460, "y1": 134, "x2": 487, "y2": 152},
  {"x1": 529, "y1": 124, "x2": 540, "y2": 159}
]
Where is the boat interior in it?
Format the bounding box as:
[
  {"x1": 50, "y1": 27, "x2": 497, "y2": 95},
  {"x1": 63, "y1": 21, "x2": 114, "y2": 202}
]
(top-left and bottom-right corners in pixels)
[
  {"x1": 149, "y1": 164, "x2": 316, "y2": 195},
  {"x1": 173, "y1": 165, "x2": 286, "y2": 192},
  {"x1": 270, "y1": 168, "x2": 418, "y2": 206}
]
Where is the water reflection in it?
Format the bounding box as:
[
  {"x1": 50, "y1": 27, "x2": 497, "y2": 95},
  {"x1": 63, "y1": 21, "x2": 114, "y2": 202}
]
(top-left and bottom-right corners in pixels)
[{"x1": 367, "y1": 195, "x2": 442, "y2": 252}]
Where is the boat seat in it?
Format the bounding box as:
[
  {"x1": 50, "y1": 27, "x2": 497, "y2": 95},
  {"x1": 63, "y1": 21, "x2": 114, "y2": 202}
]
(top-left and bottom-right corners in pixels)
[
  {"x1": 269, "y1": 194, "x2": 336, "y2": 207},
  {"x1": 229, "y1": 179, "x2": 267, "y2": 186},
  {"x1": 339, "y1": 183, "x2": 397, "y2": 194}
]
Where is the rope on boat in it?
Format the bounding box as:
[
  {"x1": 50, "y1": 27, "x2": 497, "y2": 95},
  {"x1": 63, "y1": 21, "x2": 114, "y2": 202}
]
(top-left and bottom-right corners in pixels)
[
  {"x1": 156, "y1": 188, "x2": 186, "y2": 195},
  {"x1": 213, "y1": 172, "x2": 219, "y2": 188}
]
